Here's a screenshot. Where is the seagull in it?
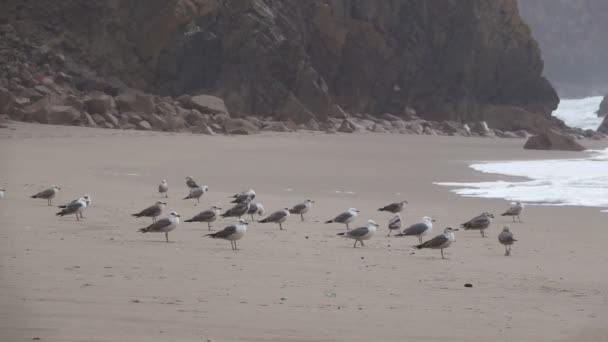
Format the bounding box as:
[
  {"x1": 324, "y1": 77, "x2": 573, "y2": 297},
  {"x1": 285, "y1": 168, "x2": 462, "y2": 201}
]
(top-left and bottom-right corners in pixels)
[
  {"x1": 184, "y1": 205, "x2": 221, "y2": 230},
  {"x1": 231, "y1": 189, "x2": 256, "y2": 203},
  {"x1": 132, "y1": 201, "x2": 167, "y2": 223},
  {"x1": 246, "y1": 202, "x2": 265, "y2": 221},
  {"x1": 325, "y1": 208, "x2": 359, "y2": 230},
  {"x1": 159, "y1": 179, "x2": 169, "y2": 198},
  {"x1": 138, "y1": 211, "x2": 180, "y2": 243},
  {"x1": 498, "y1": 226, "x2": 517, "y2": 256},
  {"x1": 31, "y1": 185, "x2": 61, "y2": 206},
  {"x1": 221, "y1": 200, "x2": 250, "y2": 219},
  {"x1": 387, "y1": 214, "x2": 402, "y2": 236},
  {"x1": 58, "y1": 194, "x2": 91, "y2": 218},
  {"x1": 206, "y1": 219, "x2": 248, "y2": 250},
  {"x1": 501, "y1": 202, "x2": 524, "y2": 222},
  {"x1": 461, "y1": 212, "x2": 494, "y2": 237},
  {"x1": 337, "y1": 220, "x2": 379, "y2": 248},
  {"x1": 289, "y1": 199, "x2": 315, "y2": 221},
  {"x1": 259, "y1": 208, "x2": 290, "y2": 230},
  {"x1": 183, "y1": 185, "x2": 208, "y2": 203},
  {"x1": 185, "y1": 176, "x2": 199, "y2": 194},
  {"x1": 378, "y1": 200, "x2": 408, "y2": 213},
  {"x1": 415, "y1": 227, "x2": 459, "y2": 259},
  {"x1": 395, "y1": 216, "x2": 435, "y2": 243},
  {"x1": 56, "y1": 197, "x2": 88, "y2": 221},
  {"x1": 0, "y1": 188, "x2": 5, "y2": 199}
]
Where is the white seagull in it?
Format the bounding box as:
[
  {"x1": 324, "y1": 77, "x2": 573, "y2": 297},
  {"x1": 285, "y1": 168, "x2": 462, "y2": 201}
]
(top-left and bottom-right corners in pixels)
[
  {"x1": 325, "y1": 208, "x2": 359, "y2": 230},
  {"x1": 58, "y1": 194, "x2": 91, "y2": 219},
  {"x1": 206, "y1": 219, "x2": 248, "y2": 250},
  {"x1": 138, "y1": 211, "x2": 181, "y2": 243},
  {"x1": 132, "y1": 201, "x2": 167, "y2": 223},
  {"x1": 461, "y1": 212, "x2": 494, "y2": 237},
  {"x1": 498, "y1": 226, "x2": 517, "y2": 256},
  {"x1": 159, "y1": 179, "x2": 169, "y2": 198},
  {"x1": 387, "y1": 214, "x2": 402, "y2": 236},
  {"x1": 56, "y1": 197, "x2": 88, "y2": 221},
  {"x1": 185, "y1": 176, "x2": 199, "y2": 194},
  {"x1": 183, "y1": 185, "x2": 209, "y2": 203},
  {"x1": 246, "y1": 202, "x2": 265, "y2": 221},
  {"x1": 501, "y1": 202, "x2": 524, "y2": 222},
  {"x1": 395, "y1": 216, "x2": 435, "y2": 243},
  {"x1": 259, "y1": 208, "x2": 290, "y2": 230},
  {"x1": 184, "y1": 205, "x2": 222, "y2": 230},
  {"x1": 231, "y1": 189, "x2": 256, "y2": 203},
  {"x1": 289, "y1": 199, "x2": 315, "y2": 221},
  {"x1": 337, "y1": 220, "x2": 379, "y2": 248}
]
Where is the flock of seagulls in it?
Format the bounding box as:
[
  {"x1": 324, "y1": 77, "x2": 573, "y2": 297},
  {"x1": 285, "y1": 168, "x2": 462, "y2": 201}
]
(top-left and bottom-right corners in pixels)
[{"x1": 13, "y1": 179, "x2": 526, "y2": 259}]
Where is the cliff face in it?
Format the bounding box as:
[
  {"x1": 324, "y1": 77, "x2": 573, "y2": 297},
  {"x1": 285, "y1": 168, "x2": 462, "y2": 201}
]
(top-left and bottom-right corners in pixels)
[
  {"x1": 1, "y1": 0, "x2": 558, "y2": 127},
  {"x1": 518, "y1": 0, "x2": 608, "y2": 97}
]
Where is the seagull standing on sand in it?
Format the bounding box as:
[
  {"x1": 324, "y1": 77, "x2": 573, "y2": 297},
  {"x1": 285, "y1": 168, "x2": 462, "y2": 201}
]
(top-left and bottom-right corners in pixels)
[
  {"x1": 59, "y1": 194, "x2": 91, "y2": 218},
  {"x1": 31, "y1": 185, "x2": 61, "y2": 206},
  {"x1": 395, "y1": 216, "x2": 435, "y2": 243},
  {"x1": 206, "y1": 219, "x2": 248, "y2": 250},
  {"x1": 498, "y1": 226, "x2": 517, "y2": 256},
  {"x1": 56, "y1": 197, "x2": 88, "y2": 221},
  {"x1": 259, "y1": 208, "x2": 290, "y2": 230},
  {"x1": 185, "y1": 176, "x2": 199, "y2": 194},
  {"x1": 387, "y1": 214, "x2": 402, "y2": 236},
  {"x1": 325, "y1": 208, "x2": 359, "y2": 230},
  {"x1": 501, "y1": 202, "x2": 524, "y2": 222},
  {"x1": 159, "y1": 179, "x2": 169, "y2": 198},
  {"x1": 378, "y1": 200, "x2": 408, "y2": 213},
  {"x1": 221, "y1": 200, "x2": 251, "y2": 219},
  {"x1": 184, "y1": 205, "x2": 222, "y2": 230},
  {"x1": 415, "y1": 227, "x2": 459, "y2": 259},
  {"x1": 132, "y1": 201, "x2": 167, "y2": 223},
  {"x1": 138, "y1": 211, "x2": 180, "y2": 243},
  {"x1": 461, "y1": 212, "x2": 494, "y2": 237},
  {"x1": 246, "y1": 202, "x2": 265, "y2": 221},
  {"x1": 231, "y1": 189, "x2": 256, "y2": 204},
  {"x1": 183, "y1": 185, "x2": 208, "y2": 203},
  {"x1": 337, "y1": 220, "x2": 379, "y2": 248},
  {"x1": 289, "y1": 199, "x2": 315, "y2": 221}
]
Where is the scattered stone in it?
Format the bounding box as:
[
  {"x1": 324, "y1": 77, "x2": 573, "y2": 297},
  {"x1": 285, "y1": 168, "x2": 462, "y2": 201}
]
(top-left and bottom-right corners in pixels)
[
  {"x1": 262, "y1": 122, "x2": 293, "y2": 132},
  {"x1": 524, "y1": 129, "x2": 586, "y2": 151},
  {"x1": 102, "y1": 112, "x2": 119, "y2": 127},
  {"x1": 471, "y1": 121, "x2": 491, "y2": 136},
  {"x1": 85, "y1": 94, "x2": 114, "y2": 114},
  {"x1": 136, "y1": 120, "x2": 152, "y2": 130},
  {"x1": 337, "y1": 118, "x2": 359, "y2": 133},
  {"x1": 407, "y1": 122, "x2": 424, "y2": 135},
  {"x1": 304, "y1": 118, "x2": 320, "y2": 130},
  {"x1": 224, "y1": 118, "x2": 259, "y2": 135},
  {"x1": 514, "y1": 130, "x2": 529, "y2": 138},
  {"x1": 82, "y1": 112, "x2": 97, "y2": 127},
  {"x1": 464, "y1": 283, "x2": 473, "y2": 288},
  {"x1": 370, "y1": 123, "x2": 388, "y2": 133},
  {"x1": 328, "y1": 104, "x2": 348, "y2": 119},
  {"x1": 187, "y1": 95, "x2": 229, "y2": 115},
  {"x1": 91, "y1": 113, "x2": 106, "y2": 125},
  {"x1": 382, "y1": 113, "x2": 401, "y2": 122},
  {"x1": 116, "y1": 91, "x2": 155, "y2": 114},
  {"x1": 184, "y1": 109, "x2": 205, "y2": 126}
]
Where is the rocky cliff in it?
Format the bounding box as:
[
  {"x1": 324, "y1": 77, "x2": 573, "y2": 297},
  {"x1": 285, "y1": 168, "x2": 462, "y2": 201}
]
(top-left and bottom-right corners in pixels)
[
  {"x1": 1, "y1": 0, "x2": 559, "y2": 131},
  {"x1": 518, "y1": 0, "x2": 608, "y2": 97}
]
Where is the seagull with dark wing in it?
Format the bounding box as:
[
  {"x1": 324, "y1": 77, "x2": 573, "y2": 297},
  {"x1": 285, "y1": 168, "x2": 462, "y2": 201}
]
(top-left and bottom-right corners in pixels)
[
  {"x1": 183, "y1": 185, "x2": 208, "y2": 203},
  {"x1": 289, "y1": 199, "x2": 315, "y2": 221},
  {"x1": 259, "y1": 208, "x2": 290, "y2": 230},
  {"x1": 387, "y1": 214, "x2": 401, "y2": 236},
  {"x1": 59, "y1": 194, "x2": 91, "y2": 219},
  {"x1": 31, "y1": 185, "x2": 61, "y2": 206},
  {"x1": 184, "y1": 205, "x2": 221, "y2": 230},
  {"x1": 132, "y1": 201, "x2": 166, "y2": 223},
  {"x1": 501, "y1": 202, "x2": 524, "y2": 222},
  {"x1": 221, "y1": 200, "x2": 251, "y2": 219},
  {"x1": 56, "y1": 197, "x2": 88, "y2": 221},
  {"x1": 325, "y1": 208, "x2": 359, "y2": 230},
  {"x1": 159, "y1": 179, "x2": 169, "y2": 198},
  {"x1": 378, "y1": 200, "x2": 408, "y2": 214},
  {"x1": 395, "y1": 216, "x2": 435, "y2": 243},
  {"x1": 231, "y1": 189, "x2": 256, "y2": 204},
  {"x1": 185, "y1": 176, "x2": 199, "y2": 194},
  {"x1": 206, "y1": 219, "x2": 248, "y2": 250},
  {"x1": 415, "y1": 227, "x2": 459, "y2": 259},
  {"x1": 461, "y1": 212, "x2": 494, "y2": 237},
  {"x1": 337, "y1": 220, "x2": 379, "y2": 248},
  {"x1": 498, "y1": 226, "x2": 517, "y2": 256},
  {"x1": 138, "y1": 211, "x2": 181, "y2": 243}
]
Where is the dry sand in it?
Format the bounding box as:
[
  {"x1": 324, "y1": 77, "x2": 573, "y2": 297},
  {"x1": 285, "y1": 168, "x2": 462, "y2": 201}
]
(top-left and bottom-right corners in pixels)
[{"x1": 1, "y1": 122, "x2": 607, "y2": 342}]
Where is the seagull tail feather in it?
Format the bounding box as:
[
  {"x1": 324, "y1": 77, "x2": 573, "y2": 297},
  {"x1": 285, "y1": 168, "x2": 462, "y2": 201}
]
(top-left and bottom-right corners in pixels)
[
  {"x1": 325, "y1": 220, "x2": 333, "y2": 224},
  {"x1": 184, "y1": 218, "x2": 195, "y2": 223},
  {"x1": 414, "y1": 244, "x2": 424, "y2": 249},
  {"x1": 138, "y1": 228, "x2": 148, "y2": 233},
  {"x1": 336, "y1": 232, "x2": 345, "y2": 236}
]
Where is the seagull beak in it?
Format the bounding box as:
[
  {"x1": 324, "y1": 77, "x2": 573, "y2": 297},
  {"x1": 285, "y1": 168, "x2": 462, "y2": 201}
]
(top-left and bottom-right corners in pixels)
[
  {"x1": 431, "y1": 219, "x2": 436, "y2": 222},
  {"x1": 452, "y1": 228, "x2": 459, "y2": 231}
]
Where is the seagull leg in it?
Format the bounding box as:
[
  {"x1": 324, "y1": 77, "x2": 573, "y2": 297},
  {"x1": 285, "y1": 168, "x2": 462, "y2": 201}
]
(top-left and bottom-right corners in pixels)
[
  {"x1": 512, "y1": 216, "x2": 516, "y2": 222},
  {"x1": 418, "y1": 236, "x2": 423, "y2": 244},
  {"x1": 279, "y1": 222, "x2": 283, "y2": 230},
  {"x1": 441, "y1": 249, "x2": 445, "y2": 259},
  {"x1": 504, "y1": 246, "x2": 509, "y2": 256},
  {"x1": 165, "y1": 232, "x2": 169, "y2": 243},
  {"x1": 207, "y1": 222, "x2": 212, "y2": 231},
  {"x1": 353, "y1": 240, "x2": 357, "y2": 248},
  {"x1": 234, "y1": 241, "x2": 238, "y2": 250},
  {"x1": 48, "y1": 199, "x2": 51, "y2": 206},
  {"x1": 346, "y1": 223, "x2": 350, "y2": 230},
  {"x1": 480, "y1": 230, "x2": 485, "y2": 238},
  {"x1": 360, "y1": 240, "x2": 365, "y2": 247},
  {"x1": 300, "y1": 213, "x2": 304, "y2": 222},
  {"x1": 517, "y1": 216, "x2": 522, "y2": 223},
  {"x1": 76, "y1": 213, "x2": 79, "y2": 221},
  {"x1": 153, "y1": 217, "x2": 156, "y2": 223}
]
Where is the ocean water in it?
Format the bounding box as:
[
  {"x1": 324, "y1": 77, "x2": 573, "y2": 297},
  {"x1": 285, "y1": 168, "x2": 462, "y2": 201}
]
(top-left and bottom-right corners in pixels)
[
  {"x1": 436, "y1": 97, "x2": 608, "y2": 210},
  {"x1": 552, "y1": 96, "x2": 604, "y2": 130}
]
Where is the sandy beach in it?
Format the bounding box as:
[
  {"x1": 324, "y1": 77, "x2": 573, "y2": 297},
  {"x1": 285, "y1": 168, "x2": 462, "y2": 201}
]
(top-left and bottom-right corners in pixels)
[{"x1": 1, "y1": 122, "x2": 607, "y2": 342}]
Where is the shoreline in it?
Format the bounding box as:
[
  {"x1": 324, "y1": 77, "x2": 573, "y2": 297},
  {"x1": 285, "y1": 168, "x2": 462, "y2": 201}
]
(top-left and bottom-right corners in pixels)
[{"x1": 1, "y1": 122, "x2": 607, "y2": 342}]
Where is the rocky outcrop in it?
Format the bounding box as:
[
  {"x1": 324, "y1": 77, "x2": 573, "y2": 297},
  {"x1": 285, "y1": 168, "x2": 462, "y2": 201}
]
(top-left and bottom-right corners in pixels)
[
  {"x1": 597, "y1": 116, "x2": 608, "y2": 135},
  {"x1": 597, "y1": 95, "x2": 608, "y2": 117},
  {"x1": 519, "y1": 0, "x2": 608, "y2": 96},
  {"x1": 523, "y1": 130, "x2": 586, "y2": 151},
  {"x1": 1, "y1": 0, "x2": 558, "y2": 128}
]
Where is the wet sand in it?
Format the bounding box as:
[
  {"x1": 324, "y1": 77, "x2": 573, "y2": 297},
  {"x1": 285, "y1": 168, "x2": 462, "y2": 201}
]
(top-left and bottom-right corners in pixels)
[{"x1": 1, "y1": 122, "x2": 607, "y2": 341}]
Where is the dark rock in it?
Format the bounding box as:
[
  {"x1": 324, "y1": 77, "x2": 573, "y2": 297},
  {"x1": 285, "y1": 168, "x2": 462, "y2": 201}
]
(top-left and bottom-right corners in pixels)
[
  {"x1": 303, "y1": 118, "x2": 320, "y2": 131},
  {"x1": 370, "y1": 123, "x2": 388, "y2": 133},
  {"x1": 149, "y1": 114, "x2": 168, "y2": 130},
  {"x1": 212, "y1": 113, "x2": 231, "y2": 124},
  {"x1": 82, "y1": 112, "x2": 97, "y2": 127},
  {"x1": 102, "y1": 112, "x2": 119, "y2": 128},
  {"x1": 184, "y1": 109, "x2": 205, "y2": 126},
  {"x1": 598, "y1": 116, "x2": 608, "y2": 134},
  {"x1": 262, "y1": 122, "x2": 293, "y2": 132},
  {"x1": 406, "y1": 122, "x2": 424, "y2": 135},
  {"x1": 382, "y1": 113, "x2": 402, "y2": 122},
  {"x1": 85, "y1": 94, "x2": 115, "y2": 114},
  {"x1": 597, "y1": 95, "x2": 608, "y2": 117},
  {"x1": 47, "y1": 106, "x2": 81, "y2": 125},
  {"x1": 277, "y1": 95, "x2": 316, "y2": 124},
  {"x1": 187, "y1": 95, "x2": 229, "y2": 115},
  {"x1": 328, "y1": 105, "x2": 348, "y2": 119},
  {"x1": 116, "y1": 91, "x2": 155, "y2": 114},
  {"x1": 224, "y1": 118, "x2": 259, "y2": 135},
  {"x1": 337, "y1": 119, "x2": 359, "y2": 133},
  {"x1": 0, "y1": 87, "x2": 12, "y2": 112},
  {"x1": 91, "y1": 113, "x2": 106, "y2": 125},
  {"x1": 524, "y1": 129, "x2": 586, "y2": 151},
  {"x1": 514, "y1": 130, "x2": 530, "y2": 138}
]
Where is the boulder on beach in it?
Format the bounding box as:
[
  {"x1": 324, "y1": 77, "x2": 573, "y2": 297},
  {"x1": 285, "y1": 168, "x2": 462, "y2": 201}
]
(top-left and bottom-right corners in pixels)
[
  {"x1": 597, "y1": 95, "x2": 608, "y2": 117},
  {"x1": 523, "y1": 129, "x2": 585, "y2": 151}
]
